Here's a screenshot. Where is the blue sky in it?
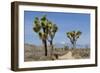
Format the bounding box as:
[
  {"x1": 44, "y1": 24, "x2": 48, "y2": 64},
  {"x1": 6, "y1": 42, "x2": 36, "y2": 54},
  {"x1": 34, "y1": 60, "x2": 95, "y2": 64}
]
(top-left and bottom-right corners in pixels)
[{"x1": 24, "y1": 11, "x2": 90, "y2": 46}]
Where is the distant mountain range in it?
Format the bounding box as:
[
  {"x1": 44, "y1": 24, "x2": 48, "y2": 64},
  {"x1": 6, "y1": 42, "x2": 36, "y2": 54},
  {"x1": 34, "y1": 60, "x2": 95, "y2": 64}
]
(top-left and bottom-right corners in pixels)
[
  {"x1": 54, "y1": 43, "x2": 90, "y2": 49},
  {"x1": 25, "y1": 43, "x2": 90, "y2": 49}
]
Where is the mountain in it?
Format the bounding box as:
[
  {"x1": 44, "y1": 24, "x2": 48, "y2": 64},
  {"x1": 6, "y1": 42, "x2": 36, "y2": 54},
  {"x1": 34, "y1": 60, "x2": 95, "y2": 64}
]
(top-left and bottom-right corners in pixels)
[
  {"x1": 53, "y1": 43, "x2": 90, "y2": 49},
  {"x1": 24, "y1": 43, "x2": 90, "y2": 49}
]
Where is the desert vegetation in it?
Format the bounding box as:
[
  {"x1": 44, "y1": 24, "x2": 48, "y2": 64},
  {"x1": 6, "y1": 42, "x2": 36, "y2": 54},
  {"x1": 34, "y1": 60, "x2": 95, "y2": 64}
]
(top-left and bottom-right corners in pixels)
[
  {"x1": 66, "y1": 31, "x2": 82, "y2": 49},
  {"x1": 24, "y1": 43, "x2": 90, "y2": 61},
  {"x1": 33, "y1": 15, "x2": 58, "y2": 56}
]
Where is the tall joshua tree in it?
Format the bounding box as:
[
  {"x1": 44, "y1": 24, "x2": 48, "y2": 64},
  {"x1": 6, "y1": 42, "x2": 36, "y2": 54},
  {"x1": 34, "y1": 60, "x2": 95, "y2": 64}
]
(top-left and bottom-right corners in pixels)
[
  {"x1": 33, "y1": 15, "x2": 48, "y2": 56},
  {"x1": 66, "y1": 31, "x2": 82, "y2": 49},
  {"x1": 47, "y1": 21, "x2": 58, "y2": 56}
]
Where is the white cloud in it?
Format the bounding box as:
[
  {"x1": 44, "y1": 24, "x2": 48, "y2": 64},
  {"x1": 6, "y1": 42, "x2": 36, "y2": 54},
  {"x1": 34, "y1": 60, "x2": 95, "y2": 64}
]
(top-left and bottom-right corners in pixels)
[{"x1": 61, "y1": 41, "x2": 66, "y2": 44}]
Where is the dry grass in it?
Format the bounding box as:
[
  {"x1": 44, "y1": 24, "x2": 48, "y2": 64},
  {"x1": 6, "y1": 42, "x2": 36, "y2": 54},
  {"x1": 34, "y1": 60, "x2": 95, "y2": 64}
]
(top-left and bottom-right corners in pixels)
[{"x1": 71, "y1": 49, "x2": 90, "y2": 59}]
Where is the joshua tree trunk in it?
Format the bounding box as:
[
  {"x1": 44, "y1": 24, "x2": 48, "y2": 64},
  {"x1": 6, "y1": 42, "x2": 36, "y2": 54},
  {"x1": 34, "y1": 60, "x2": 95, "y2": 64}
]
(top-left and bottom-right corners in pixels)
[
  {"x1": 74, "y1": 41, "x2": 76, "y2": 49},
  {"x1": 72, "y1": 43, "x2": 75, "y2": 49},
  {"x1": 49, "y1": 40, "x2": 53, "y2": 56},
  {"x1": 43, "y1": 40, "x2": 48, "y2": 56},
  {"x1": 42, "y1": 28, "x2": 48, "y2": 56},
  {"x1": 72, "y1": 41, "x2": 76, "y2": 49}
]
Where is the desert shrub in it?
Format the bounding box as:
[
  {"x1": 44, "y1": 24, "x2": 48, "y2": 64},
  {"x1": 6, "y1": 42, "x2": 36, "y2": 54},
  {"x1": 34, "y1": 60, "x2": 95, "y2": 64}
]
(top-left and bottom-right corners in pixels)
[{"x1": 71, "y1": 48, "x2": 90, "y2": 59}]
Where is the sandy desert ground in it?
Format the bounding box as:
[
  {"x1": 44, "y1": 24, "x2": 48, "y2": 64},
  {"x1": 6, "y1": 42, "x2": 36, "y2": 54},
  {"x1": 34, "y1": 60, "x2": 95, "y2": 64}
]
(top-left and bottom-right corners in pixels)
[{"x1": 24, "y1": 44, "x2": 90, "y2": 61}]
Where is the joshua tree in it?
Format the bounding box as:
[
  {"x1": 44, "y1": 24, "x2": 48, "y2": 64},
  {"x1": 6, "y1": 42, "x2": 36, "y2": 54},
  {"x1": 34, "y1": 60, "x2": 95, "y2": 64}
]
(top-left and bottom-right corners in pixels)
[
  {"x1": 33, "y1": 15, "x2": 58, "y2": 56},
  {"x1": 66, "y1": 31, "x2": 82, "y2": 49},
  {"x1": 33, "y1": 15, "x2": 48, "y2": 56},
  {"x1": 47, "y1": 21, "x2": 58, "y2": 56}
]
